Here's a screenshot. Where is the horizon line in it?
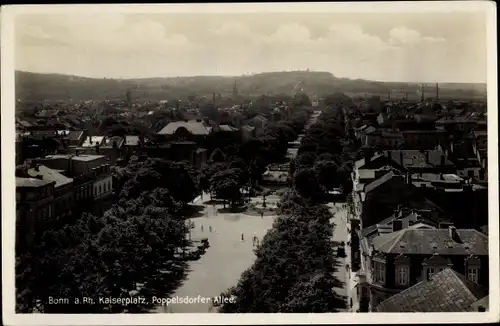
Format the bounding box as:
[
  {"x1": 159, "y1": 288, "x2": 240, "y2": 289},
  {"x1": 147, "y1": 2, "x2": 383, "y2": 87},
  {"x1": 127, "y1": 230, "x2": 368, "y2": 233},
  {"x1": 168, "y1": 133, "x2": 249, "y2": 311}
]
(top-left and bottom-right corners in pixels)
[{"x1": 15, "y1": 70, "x2": 487, "y2": 85}]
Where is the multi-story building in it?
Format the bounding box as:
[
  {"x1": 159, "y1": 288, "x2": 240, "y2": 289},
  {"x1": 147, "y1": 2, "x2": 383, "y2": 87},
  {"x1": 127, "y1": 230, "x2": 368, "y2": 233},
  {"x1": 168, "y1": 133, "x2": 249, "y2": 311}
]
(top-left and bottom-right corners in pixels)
[
  {"x1": 357, "y1": 224, "x2": 488, "y2": 311},
  {"x1": 16, "y1": 177, "x2": 56, "y2": 249},
  {"x1": 400, "y1": 130, "x2": 449, "y2": 150},
  {"x1": 33, "y1": 154, "x2": 114, "y2": 215},
  {"x1": 27, "y1": 164, "x2": 74, "y2": 223},
  {"x1": 385, "y1": 150, "x2": 457, "y2": 174}
]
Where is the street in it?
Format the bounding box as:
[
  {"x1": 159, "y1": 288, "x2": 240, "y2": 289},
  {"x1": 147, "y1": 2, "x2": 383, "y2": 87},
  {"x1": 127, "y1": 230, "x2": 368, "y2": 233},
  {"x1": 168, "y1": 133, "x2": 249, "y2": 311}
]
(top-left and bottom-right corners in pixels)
[
  {"x1": 328, "y1": 202, "x2": 359, "y2": 312},
  {"x1": 155, "y1": 193, "x2": 277, "y2": 313}
]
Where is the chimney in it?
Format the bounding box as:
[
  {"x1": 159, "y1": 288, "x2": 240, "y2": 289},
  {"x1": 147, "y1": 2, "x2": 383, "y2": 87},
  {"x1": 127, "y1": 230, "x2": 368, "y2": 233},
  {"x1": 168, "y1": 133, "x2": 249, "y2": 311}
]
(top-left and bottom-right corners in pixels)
[
  {"x1": 478, "y1": 306, "x2": 486, "y2": 312},
  {"x1": 184, "y1": 119, "x2": 188, "y2": 123},
  {"x1": 440, "y1": 155, "x2": 445, "y2": 166},
  {"x1": 400, "y1": 151, "x2": 404, "y2": 165},
  {"x1": 406, "y1": 172, "x2": 412, "y2": 185},
  {"x1": 426, "y1": 151, "x2": 430, "y2": 164},
  {"x1": 449, "y1": 226, "x2": 459, "y2": 241},
  {"x1": 34, "y1": 164, "x2": 40, "y2": 172},
  {"x1": 392, "y1": 220, "x2": 403, "y2": 232}
]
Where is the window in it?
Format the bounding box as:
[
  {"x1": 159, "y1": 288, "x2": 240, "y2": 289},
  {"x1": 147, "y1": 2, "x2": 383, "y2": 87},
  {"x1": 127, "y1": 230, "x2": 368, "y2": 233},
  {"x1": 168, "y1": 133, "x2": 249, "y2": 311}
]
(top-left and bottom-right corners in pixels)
[
  {"x1": 468, "y1": 268, "x2": 479, "y2": 284},
  {"x1": 374, "y1": 261, "x2": 385, "y2": 283},
  {"x1": 99, "y1": 185, "x2": 102, "y2": 195},
  {"x1": 396, "y1": 266, "x2": 409, "y2": 286},
  {"x1": 426, "y1": 267, "x2": 435, "y2": 281}
]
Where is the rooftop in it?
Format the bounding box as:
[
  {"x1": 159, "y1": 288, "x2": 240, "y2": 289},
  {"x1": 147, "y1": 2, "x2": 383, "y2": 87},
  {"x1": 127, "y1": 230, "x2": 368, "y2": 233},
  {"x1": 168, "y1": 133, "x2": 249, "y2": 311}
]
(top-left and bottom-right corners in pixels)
[
  {"x1": 67, "y1": 130, "x2": 85, "y2": 141},
  {"x1": 16, "y1": 177, "x2": 55, "y2": 188},
  {"x1": 218, "y1": 125, "x2": 239, "y2": 132},
  {"x1": 370, "y1": 228, "x2": 488, "y2": 255},
  {"x1": 364, "y1": 171, "x2": 401, "y2": 193},
  {"x1": 158, "y1": 120, "x2": 210, "y2": 135},
  {"x1": 81, "y1": 136, "x2": 106, "y2": 147},
  {"x1": 27, "y1": 165, "x2": 73, "y2": 188},
  {"x1": 43, "y1": 154, "x2": 107, "y2": 162},
  {"x1": 375, "y1": 269, "x2": 488, "y2": 312},
  {"x1": 386, "y1": 150, "x2": 454, "y2": 169}
]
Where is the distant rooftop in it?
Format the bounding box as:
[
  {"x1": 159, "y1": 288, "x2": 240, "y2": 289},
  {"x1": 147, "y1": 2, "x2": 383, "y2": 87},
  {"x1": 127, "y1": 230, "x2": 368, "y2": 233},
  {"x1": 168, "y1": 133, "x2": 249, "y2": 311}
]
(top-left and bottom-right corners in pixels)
[{"x1": 158, "y1": 120, "x2": 210, "y2": 135}]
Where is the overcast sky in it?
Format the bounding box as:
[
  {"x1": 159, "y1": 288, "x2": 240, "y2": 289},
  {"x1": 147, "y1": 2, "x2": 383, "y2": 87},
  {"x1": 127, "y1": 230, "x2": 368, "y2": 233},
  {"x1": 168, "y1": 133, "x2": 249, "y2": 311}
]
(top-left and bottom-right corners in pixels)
[{"x1": 15, "y1": 10, "x2": 488, "y2": 83}]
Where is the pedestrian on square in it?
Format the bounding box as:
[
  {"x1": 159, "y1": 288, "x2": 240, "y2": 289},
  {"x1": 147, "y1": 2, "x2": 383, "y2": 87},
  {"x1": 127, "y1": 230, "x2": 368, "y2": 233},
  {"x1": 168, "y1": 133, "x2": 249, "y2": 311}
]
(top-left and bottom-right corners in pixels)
[
  {"x1": 209, "y1": 226, "x2": 212, "y2": 233},
  {"x1": 241, "y1": 233, "x2": 244, "y2": 241},
  {"x1": 201, "y1": 225, "x2": 204, "y2": 232}
]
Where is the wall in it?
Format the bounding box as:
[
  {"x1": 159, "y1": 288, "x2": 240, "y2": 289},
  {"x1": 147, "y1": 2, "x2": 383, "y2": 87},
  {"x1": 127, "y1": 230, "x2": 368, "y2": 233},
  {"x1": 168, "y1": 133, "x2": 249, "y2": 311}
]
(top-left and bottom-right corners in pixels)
[{"x1": 93, "y1": 175, "x2": 113, "y2": 200}]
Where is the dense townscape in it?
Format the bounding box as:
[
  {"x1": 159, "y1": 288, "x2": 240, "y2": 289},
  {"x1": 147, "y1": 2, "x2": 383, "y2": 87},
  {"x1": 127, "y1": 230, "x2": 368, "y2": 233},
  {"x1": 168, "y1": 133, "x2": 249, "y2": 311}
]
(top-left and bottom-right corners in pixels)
[{"x1": 15, "y1": 71, "x2": 489, "y2": 313}]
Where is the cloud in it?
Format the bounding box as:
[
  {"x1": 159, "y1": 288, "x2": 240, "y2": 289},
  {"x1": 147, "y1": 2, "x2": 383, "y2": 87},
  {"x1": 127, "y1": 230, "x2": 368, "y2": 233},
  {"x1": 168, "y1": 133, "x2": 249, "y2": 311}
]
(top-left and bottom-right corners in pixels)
[
  {"x1": 16, "y1": 14, "x2": 196, "y2": 55},
  {"x1": 266, "y1": 23, "x2": 312, "y2": 43},
  {"x1": 389, "y1": 26, "x2": 445, "y2": 45},
  {"x1": 210, "y1": 21, "x2": 253, "y2": 38}
]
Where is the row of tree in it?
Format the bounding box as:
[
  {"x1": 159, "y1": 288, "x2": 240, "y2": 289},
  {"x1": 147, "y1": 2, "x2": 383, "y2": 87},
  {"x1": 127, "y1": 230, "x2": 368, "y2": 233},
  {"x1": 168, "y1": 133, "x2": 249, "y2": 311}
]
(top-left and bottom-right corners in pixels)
[
  {"x1": 16, "y1": 158, "x2": 199, "y2": 313},
  {"x1": 218, "y1": 188, "x2": 345, "y2": 312}
]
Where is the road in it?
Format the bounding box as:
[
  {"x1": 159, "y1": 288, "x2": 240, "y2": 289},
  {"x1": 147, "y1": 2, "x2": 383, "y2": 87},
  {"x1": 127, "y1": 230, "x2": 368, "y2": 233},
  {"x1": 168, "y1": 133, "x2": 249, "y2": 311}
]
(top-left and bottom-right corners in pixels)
[
  {"x1": 155, "y1": 193, "x2": 276, "y2": 313},
  {"x1": 328, "y1": 202, "x2": 359, "y2": 312}
]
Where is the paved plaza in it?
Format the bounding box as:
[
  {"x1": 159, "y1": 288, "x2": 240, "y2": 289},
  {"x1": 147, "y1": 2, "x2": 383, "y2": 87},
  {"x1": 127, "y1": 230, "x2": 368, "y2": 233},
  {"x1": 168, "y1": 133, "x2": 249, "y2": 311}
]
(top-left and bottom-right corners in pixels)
[{"x1": 155, "y1": 193, "x2": 276, "y2": 313}]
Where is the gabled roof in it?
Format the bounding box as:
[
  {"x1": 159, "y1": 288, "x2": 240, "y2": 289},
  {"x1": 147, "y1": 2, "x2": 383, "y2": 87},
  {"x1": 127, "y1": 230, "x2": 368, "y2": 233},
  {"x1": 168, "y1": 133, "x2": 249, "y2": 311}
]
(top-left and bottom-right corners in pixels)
[
  {"x1": 81, "y1": 136, "x2": 106, "y2": 148},
  {"x1": 28, "y1": 165, "x2": 73, "y2": 188},
  {"x1": 157, "y1": 120, "x2": 210, "y2": 135},
  {"x1": 218, "y1": 125, "x2": 239, "y2": 132},
  {"x1": 241, "y1": 124, "x2": 255, "y2": 131},
  {"x1": 375, "y1": 269, "x2": 488, "y2": 312},
  {"x1": 364, "y1": 171, "x2": 400, "y2": 193},
  {"x1": 102, "y1": 136, "x2": 125, "y2": 148},
  {"x1": 67, "y1": 130, "x2": 85, "y2": 141},
  {"x1": 370, "y1": 228, "x2": 488, "y2": 255}
]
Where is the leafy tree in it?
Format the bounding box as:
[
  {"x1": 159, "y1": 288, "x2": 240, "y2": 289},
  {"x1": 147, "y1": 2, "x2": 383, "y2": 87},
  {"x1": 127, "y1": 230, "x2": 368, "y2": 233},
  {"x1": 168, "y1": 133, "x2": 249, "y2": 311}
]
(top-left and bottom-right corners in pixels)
[
  {"x1": 293, "y1": 168, "x2": 325, "y2": 201},
  {"x1": 210, "y1": 168, "x2": 244, "y2": 208},
  {"x1": 313, "y1": 160, "x2": 339, "y2": 190}
]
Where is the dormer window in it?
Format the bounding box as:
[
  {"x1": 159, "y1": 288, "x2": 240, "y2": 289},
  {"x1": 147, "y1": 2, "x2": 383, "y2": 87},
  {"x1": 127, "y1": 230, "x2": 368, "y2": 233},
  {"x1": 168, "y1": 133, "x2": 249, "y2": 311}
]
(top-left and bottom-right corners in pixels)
[
  {"x1": 465, "y1": 255, "x2": 481, "y2": 284},
  {"x1": 372, "y1": 255, "x2": 386, "y2": 284},
  {"x1": 394, "y1": 254, "x2": 410, "y2": 286},
  {"x1": 467, "y1": 267, "x2": 479, "y2": 283}
]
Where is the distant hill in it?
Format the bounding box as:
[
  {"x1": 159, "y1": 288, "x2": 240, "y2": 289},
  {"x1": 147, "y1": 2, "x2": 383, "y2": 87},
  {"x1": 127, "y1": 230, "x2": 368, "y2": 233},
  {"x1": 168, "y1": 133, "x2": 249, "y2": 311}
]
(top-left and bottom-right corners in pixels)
[{"x1": 15, "y1": 70, "x2": 487, "y2": 102}]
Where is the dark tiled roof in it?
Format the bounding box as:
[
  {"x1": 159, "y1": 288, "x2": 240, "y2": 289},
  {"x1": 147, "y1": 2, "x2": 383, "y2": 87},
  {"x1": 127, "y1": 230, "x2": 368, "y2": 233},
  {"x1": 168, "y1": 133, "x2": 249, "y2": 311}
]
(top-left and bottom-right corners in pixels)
[
  {"x1": 157, "y1": 120, "x2": 210, "y2": 135},
  {"x1": 375, "y1": 269, "x2": 488, "y2": 312},
  {"x1": 67, "y1": 130, "x2": 84, "y2": 141},
  {"x1": 386, "y1": 150, "x2": 454, "y2": 168},
  {"x1": 371, "y1": 228, "x2": 488, "y2": 255}
]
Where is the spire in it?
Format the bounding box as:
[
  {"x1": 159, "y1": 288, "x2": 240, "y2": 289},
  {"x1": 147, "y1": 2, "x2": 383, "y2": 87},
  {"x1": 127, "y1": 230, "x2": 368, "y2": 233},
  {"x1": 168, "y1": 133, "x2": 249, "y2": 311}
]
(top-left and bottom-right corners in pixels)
[{"x1": 421, "y1": 84, "x2": 425, "y2": 102}]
